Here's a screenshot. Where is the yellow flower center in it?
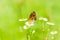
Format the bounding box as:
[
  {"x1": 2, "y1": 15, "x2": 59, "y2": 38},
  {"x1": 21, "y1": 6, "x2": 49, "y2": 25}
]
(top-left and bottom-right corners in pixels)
[
  {"x1": 22, "y1": 18, "x2": 24, "y2": 20},
  {"x1": 26, "y1": 26, "x2": 29, "y2": 29},
  {"x1": 28, "y1": 21, "x2": 32, "y2": 24}
]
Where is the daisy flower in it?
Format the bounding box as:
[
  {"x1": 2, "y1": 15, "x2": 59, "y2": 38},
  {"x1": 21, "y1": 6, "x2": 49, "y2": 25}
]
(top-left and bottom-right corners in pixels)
[
  {"x1": 23, "y1": 25, "x2": 30, "y2": 29},
  {"x1": 50, "y1": 31, "x2": 58, "y2": 35},
  {"x1": 47, "y1": 22, "x2": 55, "y2": 26},
  {"x1": 39, "y1": 17, "x2": 48, "y2": 21},
  {"x1": 39, "y1": 17, "x2": 43, "y2": 20},
  {"x1": 43, "y1": 18, "x2": 48, "y2": 21},
  {"x1": 19, "y1": 18, "x2": 27, "y2": 21},
  {"x1": 25, "y1": 21, "x2": 34, "y2": 27}
]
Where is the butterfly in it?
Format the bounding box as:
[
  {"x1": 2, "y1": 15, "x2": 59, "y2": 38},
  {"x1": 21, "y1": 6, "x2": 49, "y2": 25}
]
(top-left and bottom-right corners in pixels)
[{"x1": 28, "y1": 11, "x2": 36, "y2": 22}]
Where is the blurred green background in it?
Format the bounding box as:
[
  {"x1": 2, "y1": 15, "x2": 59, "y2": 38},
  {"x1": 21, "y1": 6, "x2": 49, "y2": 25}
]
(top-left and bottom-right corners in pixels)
[{"x1": 0, "y1": 0, "x2": 60, "y2": 40}]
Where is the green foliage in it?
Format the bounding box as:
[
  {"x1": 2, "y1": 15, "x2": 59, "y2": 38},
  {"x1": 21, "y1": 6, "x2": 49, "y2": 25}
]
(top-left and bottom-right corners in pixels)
[{"x1": 0, "y1": 0, "x2": 60, "y2": 40}]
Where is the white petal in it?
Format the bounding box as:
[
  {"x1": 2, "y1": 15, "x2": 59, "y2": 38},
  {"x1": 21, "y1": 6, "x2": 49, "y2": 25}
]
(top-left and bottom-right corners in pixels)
[
  {"x1": 47, "y1": 22, "x2": 55, "y2": 26},
  {"x1": 24, "y1": 18, "x2": 28, "y2": 21},
  {"x1": 54, "y1": 31, "x2": 58, "y2": 34},
  {"x1": 25, "y1": 22, "x2": 30, "y2": 26},
  {"x1": 19, "y1": 19, "x2": 22, "y2": 21},
  {"x1": 23, "y1": 25, "x2": 27, "y2": 29},
  {"x1": 43, "y1": 18, "x2": 48, "y2": 21},
  {"x1": 39, "y1": 17, "x2": 43, "y2": 20},
  {"x1": 25, "y1": 21, "x2": 34, "y2": 27},
  {"x1": 50, "y1": 32, "x2": 55, "y2": 35},
  {"x1": 50, "y1": 31, "x2": 58, "y2": 35},
  {"x1": 39, "y1": 17, "x2": 48, "y2": 21},
  {"x1": 19, "y1": 18, "x2": 27, "y2": 21},
  {"x1": 31, "y1": 23, "x2": 34, "y2": 26},
  {"x1": 23, "y1": 25, "x2": 30, "y2": 29}
]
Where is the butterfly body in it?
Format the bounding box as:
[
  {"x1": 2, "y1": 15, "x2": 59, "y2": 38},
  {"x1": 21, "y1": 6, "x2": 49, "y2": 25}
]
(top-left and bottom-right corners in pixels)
[{"x1": 28, "y1": 11, "x2": 36, "y2": 22}]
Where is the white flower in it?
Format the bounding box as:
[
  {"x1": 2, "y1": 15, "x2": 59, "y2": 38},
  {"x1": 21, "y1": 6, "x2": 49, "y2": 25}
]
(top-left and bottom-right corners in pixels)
[
  {"x1": 25, "y1": 21, "x2": 34, "y2": 27},
  {"x1": 39, "y1": 17, "x2": 48, "y2": 21},
  {"x1": 39, "y1": 17, "x2": 43, "y2": 20},
  {"x1": 23, "y1": 25, "x2": 31, "y2": 29},
  {"x1": 43, "y1": 18, "x2": 48, "y2": 21},
  {"x1": 32, "y1": 30, "x2": 35, "y2": 34},
  {"x1": 50, "y1": 31, "x2": 58, "y2": 35},
  {"x1": 19, "y1": 18, "x2": 27, "y2": 21},
  {"x1": 47, "y1": 22, "x2": 55, "y2": 26},
  {"x1": 23, "y1": 21, "x2": 34, "y2": 29}
]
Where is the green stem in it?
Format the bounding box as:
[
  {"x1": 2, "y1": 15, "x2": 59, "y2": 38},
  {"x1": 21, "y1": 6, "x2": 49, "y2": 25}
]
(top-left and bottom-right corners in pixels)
[{"x1": 27, "y1": 32, "x2": 28, "y2": 40}]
